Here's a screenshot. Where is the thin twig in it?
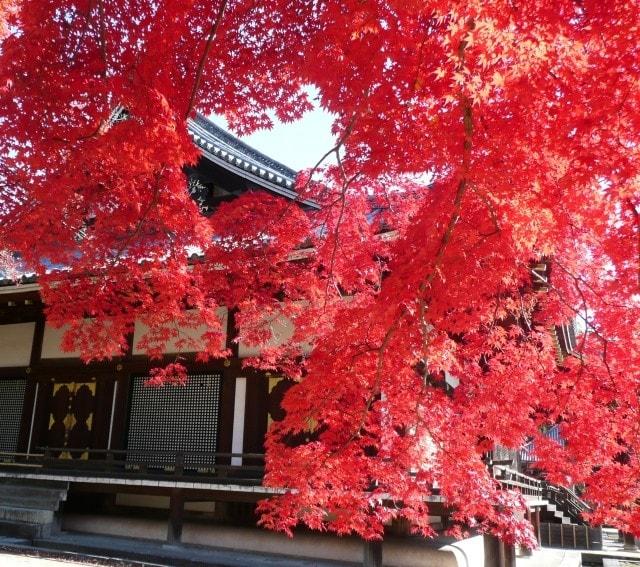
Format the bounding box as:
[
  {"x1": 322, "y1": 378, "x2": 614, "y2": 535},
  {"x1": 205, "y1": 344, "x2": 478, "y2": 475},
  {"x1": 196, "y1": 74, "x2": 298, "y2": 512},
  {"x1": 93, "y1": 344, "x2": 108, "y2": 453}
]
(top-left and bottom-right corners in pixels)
[
  {"x1": 110, "y1": 167, "x2": 165, "y2": 264},
  {"x1": 322, "y1": 171, "x2": 361, "y2": 308},
  {"x1": 184, "y1": 0, "x2": 229, "y2": 119}
]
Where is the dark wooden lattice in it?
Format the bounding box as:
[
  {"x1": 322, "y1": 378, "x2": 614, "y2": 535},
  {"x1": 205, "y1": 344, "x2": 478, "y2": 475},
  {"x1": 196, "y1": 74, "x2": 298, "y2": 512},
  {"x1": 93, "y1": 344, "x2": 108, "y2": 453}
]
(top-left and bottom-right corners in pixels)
[
  {"x1": 126, "y1": 374, "x2": 221, "y2": 469},
  {"x1": 0, "y1": 378, "x2": 26, "y2": 453}
]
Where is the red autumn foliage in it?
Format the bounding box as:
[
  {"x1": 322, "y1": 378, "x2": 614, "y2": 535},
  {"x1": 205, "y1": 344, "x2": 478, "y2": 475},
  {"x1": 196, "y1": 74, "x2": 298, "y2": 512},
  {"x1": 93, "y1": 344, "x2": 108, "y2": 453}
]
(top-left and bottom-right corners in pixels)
[
  {"x1": 146, "y1": 362, "x2": 188, "y2": 387},
  {"x1": 1, "y1": 0, "x2": 639, "y2": 545}
]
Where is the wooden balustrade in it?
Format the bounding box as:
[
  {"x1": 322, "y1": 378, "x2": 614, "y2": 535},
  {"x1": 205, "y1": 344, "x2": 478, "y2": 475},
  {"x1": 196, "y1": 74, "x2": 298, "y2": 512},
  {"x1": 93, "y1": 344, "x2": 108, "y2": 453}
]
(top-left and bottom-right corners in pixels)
[
  {"x1": 492, "y1": 465, "x2": 544, "y2": 497},
  {"x1": 543, "y1": 484, "x2": 591, "y2": 518},
  {"x1": 0, "y1": 447, "x2": 266, "y2": 485},
  {"x1": 0, "y1": 448, "x2": 589, "y2": 526},
  {"x1": 493, "y1": 464, "x2": 591, "y2": 526}
]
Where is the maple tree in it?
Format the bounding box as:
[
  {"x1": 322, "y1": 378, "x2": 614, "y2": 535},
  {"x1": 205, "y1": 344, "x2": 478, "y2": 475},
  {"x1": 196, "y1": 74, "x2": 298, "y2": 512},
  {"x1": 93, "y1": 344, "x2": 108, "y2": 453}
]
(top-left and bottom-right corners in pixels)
[{"x1": 1, "y1": 0, "x2": 639, "y2": 547}]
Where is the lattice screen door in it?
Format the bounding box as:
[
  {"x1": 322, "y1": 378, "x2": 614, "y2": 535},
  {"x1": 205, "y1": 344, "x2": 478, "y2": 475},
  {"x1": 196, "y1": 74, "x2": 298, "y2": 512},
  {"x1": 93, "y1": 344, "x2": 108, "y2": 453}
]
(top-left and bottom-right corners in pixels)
[
  {"x1": 0, "y1": 379, "x2": 27, "y2": 453},
  {"x1": 127, "y1": 374, "x2": 221, "y2": 469}
]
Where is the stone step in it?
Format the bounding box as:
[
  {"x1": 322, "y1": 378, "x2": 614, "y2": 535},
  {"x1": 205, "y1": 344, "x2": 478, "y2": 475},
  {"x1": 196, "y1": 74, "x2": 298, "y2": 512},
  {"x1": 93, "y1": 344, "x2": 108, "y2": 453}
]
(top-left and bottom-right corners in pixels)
[
  {"x1": 0, "y1": 494, "x2": 62, "y2": 511},
  {"x1": 0, "y1": 506, "x2": 54, "y2": 525},
  {"x1": 33, "y1": 532, "x2": 360, "y2": 567},
  {"x1": 0, "y1": 518, "x2": 53, "y2": 539},
  {"x1": 0, "y1": 478, "x2": 68, "y2": 491},
  {"x1": 0, "y1": 478, "x2": 68, "y2": 541},
  {"x1": 0, "y1": 485, "x2": 68, "y2": 503}
]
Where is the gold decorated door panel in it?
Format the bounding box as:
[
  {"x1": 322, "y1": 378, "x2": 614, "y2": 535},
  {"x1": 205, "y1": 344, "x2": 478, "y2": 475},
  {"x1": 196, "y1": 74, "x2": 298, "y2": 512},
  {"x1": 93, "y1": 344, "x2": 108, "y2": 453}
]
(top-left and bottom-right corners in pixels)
[{"x1": 45, "y1": 380, "x2": 97, "y2": 459}]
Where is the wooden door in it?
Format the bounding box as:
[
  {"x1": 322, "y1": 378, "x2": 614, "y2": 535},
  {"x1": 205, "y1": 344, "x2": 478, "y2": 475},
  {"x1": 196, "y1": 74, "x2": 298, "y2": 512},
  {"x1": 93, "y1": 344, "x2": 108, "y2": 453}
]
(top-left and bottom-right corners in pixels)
[{"x1": 44, "y1": 380, "x2": 97, "y2": 459}]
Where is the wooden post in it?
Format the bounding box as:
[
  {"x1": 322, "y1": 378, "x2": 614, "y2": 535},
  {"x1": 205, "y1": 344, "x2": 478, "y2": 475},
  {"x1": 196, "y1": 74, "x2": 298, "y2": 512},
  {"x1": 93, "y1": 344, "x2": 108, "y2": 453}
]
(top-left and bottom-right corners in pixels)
[
  {"x1": 507, "y1": 542, "x2": 516, "y2": 567},
  {"x1": 585, "y1": 525, "x2": 589, "y2": 550},
  {"x1": 441, "y1": 506, "x2": 450, "y2": 531},
  {"x1": 589, "y1": 527, "x2": 603, "y2": 550},
  {"x1": 498, "y1": 540, "x2": 516, "y2": 567},
  {"x1": 167, "y1": 489, "x2": 184, "y2": 544},
  {"x1": 363, "y1": 540, "x2": 382, "y2": 567},
  {"x1": 43, "y1": 447, "x2": 51, "y2": 467},
  {"x1": 175, "y1": 451, "x2": 185, "y2": 477},
  {"x1": 624, "y1": 532, "x2": 638, "y2": 551},
  {"x1": 521, "y1": 510, "x2": 533, "y2": 556},
  {"x1": 534, "y1": 508, "x2": 541, "y2": 544},
  {"x1": 106, "y1": 450, "x2": 114, "y2": 472}
]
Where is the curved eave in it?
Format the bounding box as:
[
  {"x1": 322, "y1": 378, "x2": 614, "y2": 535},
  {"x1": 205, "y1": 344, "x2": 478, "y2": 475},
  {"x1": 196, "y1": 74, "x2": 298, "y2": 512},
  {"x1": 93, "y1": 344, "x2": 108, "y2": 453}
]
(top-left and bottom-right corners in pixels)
[{"x1": 187, "y1": 119, "x2": 320, "y2": 210}]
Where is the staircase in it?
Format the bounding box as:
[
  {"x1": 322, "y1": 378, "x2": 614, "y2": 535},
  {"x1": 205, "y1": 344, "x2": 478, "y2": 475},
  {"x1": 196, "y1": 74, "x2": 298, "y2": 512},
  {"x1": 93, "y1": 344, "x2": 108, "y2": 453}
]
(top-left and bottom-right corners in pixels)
[
  {"x1": 0, "y1": 478, "x2": 68, "y2": 539},
  {"x1": 542, "y1": 483, "x2": 590, "y2": 525},
  {"x1": 492, "y1": 464, "x2": 598, "y2": 550},
  {"x1": 540, "y1": 501, "x2": 573, "y2": 525}
]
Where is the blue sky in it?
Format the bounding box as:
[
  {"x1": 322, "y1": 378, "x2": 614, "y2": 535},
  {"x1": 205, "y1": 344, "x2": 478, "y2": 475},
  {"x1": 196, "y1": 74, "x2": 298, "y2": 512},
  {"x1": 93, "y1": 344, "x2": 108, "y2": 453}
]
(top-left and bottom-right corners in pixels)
[{"x1": 209, "y1": 102, "x2": 336, "y2": 172}]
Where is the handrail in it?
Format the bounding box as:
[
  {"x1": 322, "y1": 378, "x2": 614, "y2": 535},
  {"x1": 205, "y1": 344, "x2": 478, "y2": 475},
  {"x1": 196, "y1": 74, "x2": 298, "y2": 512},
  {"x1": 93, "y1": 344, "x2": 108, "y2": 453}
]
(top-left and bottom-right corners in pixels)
[
  {"x1": 0, "y1": 448, "x2": 591, "y2": 519},
  {"x1": 0, "y1": 448, "x2": 267, "y2": 485},
  {"x1": 544, "y1": 483, "x2": 591, "y2": 519},
  {"x1": 36, "y1": 448, "x2": 265, "y2": 459},
  {"x1": 0, "y1": 451, "x2": 44, "y2": 458},
  {"x1": 493, "y1": 465, "x2": 590, "y2": 521},
  {"x1": 520, "y1": 424, "x2": 565, "y2": 463},
  {"x1": 492, "y1": 465, "x2": 543, "y2": 497},
  {"x1": 519, "y1": 441, "x2": 535, "y2": 463}
]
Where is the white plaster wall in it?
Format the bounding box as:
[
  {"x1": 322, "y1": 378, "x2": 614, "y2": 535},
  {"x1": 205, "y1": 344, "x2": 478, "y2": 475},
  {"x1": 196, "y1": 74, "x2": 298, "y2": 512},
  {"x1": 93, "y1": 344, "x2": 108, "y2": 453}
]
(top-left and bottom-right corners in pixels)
[
  {"x1": 41, "y1": 324, "x2": 81, "y2": 359},
  {"x1": 63, "y1": 514, "x2": 166, "y2": 541},
  {"x1": 439, "y1": 535, "x2": 491, "y2": 567},
  {"x1": 133, "y1": 307, "x2": 228, "y2": 355},
  {"x1": 238, "y1": 304, "x2": 312, "y2": 358},
  {"x1": 61, "y1": 515, "x2": 486, "y2": 567},
  {"x1": 114, "y1": 494, "x2": 216, "y2": 513},
  {"x1": 0, "y1": 322, "x2": 35, "y2": 367},
  {"x1": 238, "y1": 312, "x2": 295, "y2": 358}
]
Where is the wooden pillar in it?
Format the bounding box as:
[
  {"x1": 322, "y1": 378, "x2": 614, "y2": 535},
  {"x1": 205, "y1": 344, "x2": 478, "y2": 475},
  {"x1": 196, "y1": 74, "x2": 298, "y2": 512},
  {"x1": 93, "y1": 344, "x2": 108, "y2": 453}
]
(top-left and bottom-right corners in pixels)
[
  {"x1": 585, "y1": 525, "x2": 590, "y2": 550},
  {"x1": 363, "y1": 540, "x2": 382, "y2": 567},
  {"x1": 589, "y1": 526, "x2": 603, "y2": 550},
  {"x1": 533, "y1": 508, "x2": 541, "y2": 544},
  {"x1": 440, "y1": 506, "x2": 451, "y2": 531},
  {"x1": 624, "y1": 532, "x2": 638, "y2": 551},
  {"x1": 520, "y1": 510, "x2": 533, "y2": 556},
  {"x1": 506, "y1": 542, "x2": 516, "y2": 567},
  {"x1": 498, "y1": 540, "x2": 516, "y2": 567},
  {"x1": 167, "y1": 489, "x2": 185, "y2": 544}
]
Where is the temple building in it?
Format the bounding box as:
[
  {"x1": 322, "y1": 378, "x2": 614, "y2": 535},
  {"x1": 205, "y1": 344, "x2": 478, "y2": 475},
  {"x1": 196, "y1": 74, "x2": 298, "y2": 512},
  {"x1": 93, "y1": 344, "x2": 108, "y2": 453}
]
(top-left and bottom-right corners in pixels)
[{"x1": 0, "y1": 115, "x2": 596, "y2": 567}]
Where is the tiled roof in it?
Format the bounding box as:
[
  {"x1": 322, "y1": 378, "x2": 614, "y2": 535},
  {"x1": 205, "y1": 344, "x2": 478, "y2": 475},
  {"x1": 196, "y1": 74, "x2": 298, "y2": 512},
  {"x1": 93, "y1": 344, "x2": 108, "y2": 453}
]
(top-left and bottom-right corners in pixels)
[
  {"x1": 0, "y1": 117, "x2": 320, "y2": 289},
  {"x1": 188, "y1": 115, "x2": 319, "y2": 209}
]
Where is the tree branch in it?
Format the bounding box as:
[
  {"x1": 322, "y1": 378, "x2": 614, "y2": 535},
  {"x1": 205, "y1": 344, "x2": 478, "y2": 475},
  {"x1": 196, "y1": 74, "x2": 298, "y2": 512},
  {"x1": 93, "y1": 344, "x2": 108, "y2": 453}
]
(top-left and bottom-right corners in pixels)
[
  {"x1": 626, "y1": 198, "x2": 640, "y2": 289},
  {"x1": 184, "y1": 0, "x2": 229, "y2": 119}
]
